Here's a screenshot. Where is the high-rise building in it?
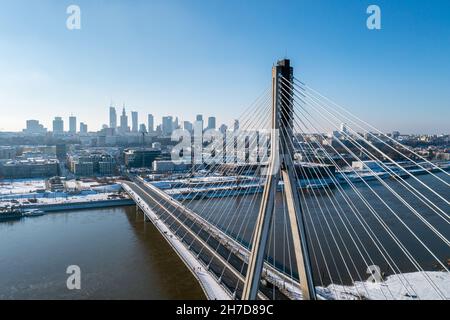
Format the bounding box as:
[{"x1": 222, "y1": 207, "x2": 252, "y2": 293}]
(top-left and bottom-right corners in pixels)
[
  {"x1": 183, "y1": 121, "x2": 193, "y2": 133},
  {"x1": 52, "y1": 117, "x2": 64, "y2": 134},
  {"x1": 392, "y1": 131, "x2": 400, "y2": 140},
  {"x1": 195, "y1": 115, "x2": 204, "y2": 134},
  {"x1": 219, "y1": 124, "x2": 228, "y2": 134},
  {"x1": 109, "y1": 106, "x2": 117, "y2": 129},
  {"x1": 69, "y1": 116, "x2": 77, "y2": 133},
  {"x1": 24, "y1": 120, "x2": 46, "y2": 134},
  {"x1": 147, "y1": 114, "x2": 154, "y2": 132},
  {"x1": 56, "y1": 144, "x2": 67, "y2": 159},
  {"x1": 80, "y1": 122, "x2": 88, "y2": 134},
  {"x1": 207, "y1": 117, "x2": 216, "y2": 130},
  {"x1": 173, "y1": 117, "x2": 179, "y2": 130},
  {"x1": 162, "y1": 116, "x2": 174, "y2": 136},
  {"x1": 120, "y1": 107, "x2": 129, "y2": 133},
  {"x1": 139, "y1": 123, "x2": 147, "y2": 133},
  {"x1": 131, "y1": 111, "x2": 138, "y2": 133},
  {"x1": 233, "y1": 119, "x2": 240, "y2": 132}
]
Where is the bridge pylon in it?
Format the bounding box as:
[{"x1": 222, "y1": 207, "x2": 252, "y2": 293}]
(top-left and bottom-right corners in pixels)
[{"x1": 242, "y1": 59, "x2": 317, "y2": 300}]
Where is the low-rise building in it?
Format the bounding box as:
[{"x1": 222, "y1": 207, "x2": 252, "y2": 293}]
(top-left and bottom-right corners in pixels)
[
  {"x1": 0, "y1": 158, "x2": 59, "y2": 179},
  {"x1": 124, "y1": 148, "x2": 161, "y2": 168},
  {"x1": 73, "y1": 161, "x2": 94, "y2": 176},
  {"x1": 152, "y1": 160, "x2": 190, "y2": 173}
]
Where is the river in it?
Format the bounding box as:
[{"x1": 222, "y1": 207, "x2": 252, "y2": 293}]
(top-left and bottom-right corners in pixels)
[
  {"x1": 0, "y1": 206, "x2": 205, "y2": 299},
  {"x1": 0, "y1": 171, "x2": 448, "y2": 298}
]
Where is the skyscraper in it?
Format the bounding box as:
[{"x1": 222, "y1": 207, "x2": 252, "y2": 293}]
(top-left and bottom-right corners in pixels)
[
  {"x1": 131, "y1": 111, "x2": 138, "y2": 133},
  {"x1": 24, "y1": 120, "x2": 46, "y2": 134},
  {"x1": 80, "y1": 122, "x2": 88, "y2": 134},
  {"x1": 120, "y1": 107, "x2": 129, "y2": 133},
  {"x1": 207, "y1": 117, "x2": 216, "y2": 130},
  {"x1": 147, "y1": 114, "x2": 154, "y2": 132},
  {"x1": 183, "y1": 121, "x2": 193, "y2": 133},
  {"x1": 109, "y1": 106, "x2": 117, "y2": 129},
  {"x1": 162, "y1": 116, "x2": 174, "y2": 136},
  {"x1": 233, "y1": 119, "x2": 240, "y2": 132},
  {"x1": 52, "y1": 117, "x2": 64, "y2": 134},
  {"x1": 195, "y1": 115, "x2": 204, "y2": 133},
  {"x1": 69, "y1": 116, "x2": 77, "y2": 133},
  {"x1": 219, "y1": 124, "x2": 228, "y2": 134}
]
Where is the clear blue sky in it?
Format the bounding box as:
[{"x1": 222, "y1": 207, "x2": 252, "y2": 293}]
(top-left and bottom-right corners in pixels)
[{"x1": 0, "y1": 0, "x2": 449, "y2": 134}]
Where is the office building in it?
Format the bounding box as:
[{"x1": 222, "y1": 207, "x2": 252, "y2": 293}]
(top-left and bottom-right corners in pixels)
[
  {"x1": 80, "y1": 122, "x2": 88, "y2": 134},
  {"x1": 233, "y1": 119, "x2": 240, "y2": 132},
  {"x1": 52, "y1": 117, "x2": 64, "y2": 134},
  {"x1": 219, "y1": 124, "x2": 228, "y2": 134},
  {"x1": 147, "y1": 114, "x2": 154, "y2": 132},
  {"x1": 131, "y1": 111, "x2": 138, "y2": 133},
  {"x1": 109, "y1": 106, "x2": 117, "y2": 129},
  {"x1": 24, "y1": 120, "x2": 46, "y2": 134},
  {"x1": 207, "y1": 117, "x2": 216, "y2": 130},
  {"x1": 0, "y1": 158, "x2": 59, "y2": 179},
  {"x1": 162, "y1": 116, "x2": 174, "y2": 136},
  {"x1": 183, "y1": 121, "x2": 193, "y2": 133},
  {"x1": 123, "y1": 148, "x2": 161, "y2": 168},
  {"x1": 69, "y1": 116, "x2": 77, "y2": 133},
  {"x1": 0, "y1": 146, "x2": 16, "y2": 160}
]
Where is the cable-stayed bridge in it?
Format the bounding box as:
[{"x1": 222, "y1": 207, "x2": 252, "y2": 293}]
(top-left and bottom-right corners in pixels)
[{"x1": 122, "y1": 59, "x2": 449, "y2": 300}]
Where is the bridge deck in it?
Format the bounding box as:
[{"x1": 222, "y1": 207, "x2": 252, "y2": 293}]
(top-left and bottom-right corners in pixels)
[{"x1": 122, "y1": 179, "x2": 292, "y2": 300}]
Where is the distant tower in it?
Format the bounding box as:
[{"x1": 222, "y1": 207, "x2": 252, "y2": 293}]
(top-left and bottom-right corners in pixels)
[
  {"x1": 183, "y1": 121, "x2": 193, "y2": 133},
  {"x1": 147, "y1": 114, "x2": 154, "y2": 133},
  {"x1": 131, "y1": 111, "x2": 138, "y2": 133},
  {"x1": 195, "y1": 115, "x2": 204, "y2": 133},
  {"x1": 162, "y1": 116, "x2": 174, "y2": 136},
  {"x1": 52, "y1": 117, "x2": 64, "y2": 134},
  {"x1": 233, "y1": 119, "x2": 240, "y2": 132},
  {"x1": 120, "y1": 106, "x2": 129, "y2": 133},
  {"x1": 69, "y1": 116, "x2": 77, "y2": 133},
  {"x1": 219, "y1": 124, "x2": 228, "y2": 134},
  {"x1": 109, "y1": 106, "x2": 117, "y2": 129},
  {"x1": 79, "y1": 122, "x2": 88, "y2": 134},
  {"x1": 207, "y1": 116, "x2": 216, "y2": 130}
]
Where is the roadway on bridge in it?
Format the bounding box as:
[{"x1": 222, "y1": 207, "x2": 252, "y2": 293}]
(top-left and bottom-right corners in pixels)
[{"x1": 123, "y1": 179, "x2": 290, "y2": 300}]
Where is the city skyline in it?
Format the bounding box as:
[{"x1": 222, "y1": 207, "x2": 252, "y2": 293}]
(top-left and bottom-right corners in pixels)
[
  {"x1": 16, "y1": 105, "x2": 450, "y2": 136},
  {"x1": 1, "y1": 0, "x2": 450, "y2": 134}
]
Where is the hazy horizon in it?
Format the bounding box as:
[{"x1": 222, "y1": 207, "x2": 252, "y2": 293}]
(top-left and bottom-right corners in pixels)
[{"x1": 1, "y1": 0, "x2": 449, "y2": 134}]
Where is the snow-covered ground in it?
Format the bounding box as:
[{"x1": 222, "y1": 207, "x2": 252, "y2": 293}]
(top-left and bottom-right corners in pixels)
[
  {"x1": 317, "y1": 271, "x2": 450, "y2": 300},
  {"x1": 0, "y1": 179, "x2": 46, "y2": 195},
  {"x1": 0, "y1": 178, "x2": 126, "y2": 207},
  {"x1": 0, "y1": 192, "x2": 128, "y2": 207}
]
